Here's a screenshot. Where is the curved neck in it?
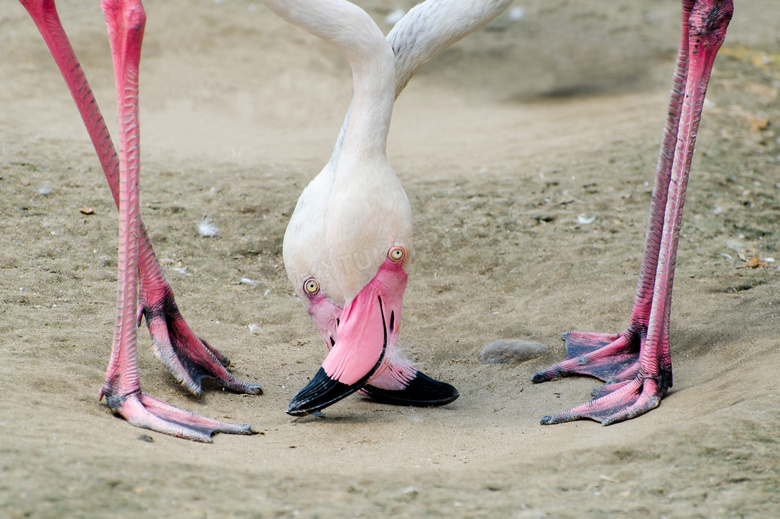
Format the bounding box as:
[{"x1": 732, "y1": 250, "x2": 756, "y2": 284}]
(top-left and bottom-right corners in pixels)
[
  {"x1": 387, "y1": 0, "x2": 511, "y2": 96},
  {"x1": 341, "y1": 44, "x2": 395, "y2": 162},
  {"x1": 262, "y1": 0, "x2": 394, "y2": 164},
  {"x1": 327, "y1": 0, "x2": 511, "y2": 168}
]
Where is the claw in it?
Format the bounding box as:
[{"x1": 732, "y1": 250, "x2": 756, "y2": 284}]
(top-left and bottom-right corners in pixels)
[
  {"x1": 102, "y1": 390, "x2": 257, "y2": 443},
  {"x1": 540, "y1": 377, "x2": 664, "y2": 426}
]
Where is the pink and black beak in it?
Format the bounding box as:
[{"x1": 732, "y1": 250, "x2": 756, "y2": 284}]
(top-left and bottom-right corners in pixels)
[
  {"x1": 360, "y1": 370, "x2": 459, "y2": 407},
  {"x1": 287, "y1": 256, "x2": 406, "y2": 416},
  {"x1": 303, "y1": 276, "x2": 459, "y2": 410}
]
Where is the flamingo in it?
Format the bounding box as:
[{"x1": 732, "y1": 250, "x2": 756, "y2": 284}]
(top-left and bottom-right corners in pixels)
[
  {"x1": 280, "y1": 0, "x2": 735, "y2": 423},
  {"x1": 260, "y1": 0, "x2": 411, "y2": 416},
  {"x1": 20, "y1": 0, "x2": 261, "y2": 442},
  {"x1": 17, "y1": 0, "x2": 507, "y2": 438},
  {"x1": 532, "y1": 0, "x2": 733, "y2": 425},
  {"x1": 282, "y1": 0, "x2": 512, "y2": 414},
  {"x1": 18, "y1": 0, "x2": 733, "y2": 439}
]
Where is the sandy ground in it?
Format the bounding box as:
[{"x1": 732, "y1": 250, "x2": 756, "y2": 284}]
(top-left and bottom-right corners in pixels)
[{"x1": 2, "y1": 0, "x2": 780, "y2": 517}]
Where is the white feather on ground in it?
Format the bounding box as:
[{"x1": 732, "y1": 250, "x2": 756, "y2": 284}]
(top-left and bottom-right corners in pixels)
[{"x1": 198, "y1": 215, "x2": 219, "y2": 237}]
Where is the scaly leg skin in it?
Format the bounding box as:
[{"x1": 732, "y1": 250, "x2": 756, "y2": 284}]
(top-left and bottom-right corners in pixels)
[
  {"x1": 533, "y1": 0, "x2": 733, "y2": 425},
  {"x1": 82, "y1": 0, "x2": 253, "y2": 442},
  {"x1": 139, "y1": 272, "x2": 262, "y2": 396},
  {"x1": 20, "y1": 0, "x2": 261, "y2": 397},
  {"x1": 531, "y1": 0, "x2": 695, "y2": 396},
  {"x1": 532, "y1": 330, "x2": 640, "y2": 385}
]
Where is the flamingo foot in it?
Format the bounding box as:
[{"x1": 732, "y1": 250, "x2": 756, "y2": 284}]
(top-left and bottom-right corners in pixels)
[
  {"x1": 361, "y1": 371, "x2": 460, "y2": 407},
  {"x1": 540, "y1": 376, "x2": 668, "y2": 426},
  {"x1": 531, "y1": 330, "x2": 642, "y2": 384},
  {"x1": 591, "y1": 376, "x2": 637, "y2": 400},
  {"x1": 140, "y1": 285, "x2": 263, "y2": 396},
  {"x1": 100, "y1": 389, "x2": 257, "y2": 443}
]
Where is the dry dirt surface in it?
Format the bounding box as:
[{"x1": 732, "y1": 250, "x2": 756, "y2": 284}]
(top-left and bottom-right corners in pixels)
[{"x1": 2, "y1": 1, "x2": 780, "y2": 517}]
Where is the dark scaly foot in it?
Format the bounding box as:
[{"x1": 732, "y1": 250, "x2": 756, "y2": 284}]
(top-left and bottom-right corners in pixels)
[
  {"x1": 531, "y1": 330, "x2": 642, "y2": 385},
  {"x1": 140, "y1": 282, "x2": 263, "y2": 396}
]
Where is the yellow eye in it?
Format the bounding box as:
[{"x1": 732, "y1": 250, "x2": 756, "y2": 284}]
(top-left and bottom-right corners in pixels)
[
  {"x1": 303, "y1": 278, "x2": 320, "y2": 295},
  {"x1": 388, "y1": 247, "x2": 405, "y2": 262}
]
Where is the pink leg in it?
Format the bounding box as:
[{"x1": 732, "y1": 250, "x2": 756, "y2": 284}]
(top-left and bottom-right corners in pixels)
[
  {"x1": 19, "y1": 0, "x2": 261, "y2": 397},
  {"x1": 19, "y1": 0, "x2": 255, "y2": 441},
  {"x1": 533, "y1": 0, "x2": 733, "y2": 425},
  {"x1": 532, "y1": 0, "x2": 696, "y2": 389},
  {"x1": 100, "y1": 0, "x2": 256, "y2": 441}
]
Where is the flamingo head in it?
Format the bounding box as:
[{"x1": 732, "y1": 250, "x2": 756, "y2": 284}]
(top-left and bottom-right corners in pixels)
[
  {"x1": 286, "y1": 243, "x2": 411, "y2": 416},
  {"x1": 286, "y1": 168, "x2": 414, "y2": 415}
]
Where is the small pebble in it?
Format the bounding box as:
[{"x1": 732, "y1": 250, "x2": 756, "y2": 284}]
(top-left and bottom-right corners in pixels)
[
  {"x1": 479, "y1": 339, "x2": 548, "y2": 364},
  {"x1": 402, "y1": 486, "x2": 419, "y2": 496}
]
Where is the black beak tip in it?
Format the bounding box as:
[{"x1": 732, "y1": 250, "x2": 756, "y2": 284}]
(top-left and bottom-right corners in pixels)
[
  {"x1": 286, "y1": 367, "x2": 363, "y2": 416},
  {"x1": 362, "y1": 371, "x2": 460, "y2": 407}
]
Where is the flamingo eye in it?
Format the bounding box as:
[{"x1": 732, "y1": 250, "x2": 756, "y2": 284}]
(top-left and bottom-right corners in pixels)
[
  {"x1": 388, "y1": 247, "x2": 405, "y2": 262},
  {"x1": 303, "y1": 278, "x2": 320, "y2": 295}
]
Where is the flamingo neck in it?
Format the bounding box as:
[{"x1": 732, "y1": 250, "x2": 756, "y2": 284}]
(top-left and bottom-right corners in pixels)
[
  {"x1": 261, "y1": 0, "x2": 394, "y2": 166},
  {"x1": 387, "y1": 0, "x2": 512, "y2": 97},
  {"x1": 337, "y1": 29, "x2": 395, "y2": 169}
]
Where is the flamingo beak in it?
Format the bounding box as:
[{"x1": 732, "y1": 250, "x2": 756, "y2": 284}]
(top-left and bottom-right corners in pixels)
[
  {"x1": 287, "y1": 258, "x2": 407, "y2": 416},
  {"x1": 307, "y1": 293, "x2": 341, "y2": 350},
  {"x1": 305, "y1": 283, "x2": 460, "y2": 408}
]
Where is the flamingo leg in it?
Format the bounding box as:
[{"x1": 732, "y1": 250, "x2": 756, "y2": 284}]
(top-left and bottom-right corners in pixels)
[
  {"x1": 19, "y1": 0, "x2": 261, "y2": 397},
  {"x1": 19, "y1": 0, "x2": 256, "y2": 441},
  {"x1": 99, "y1": 0, "x2": 258, "y2": 441},
  {"x1": 533, "y1": 0, "x2": 733, "y2": 425}
]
